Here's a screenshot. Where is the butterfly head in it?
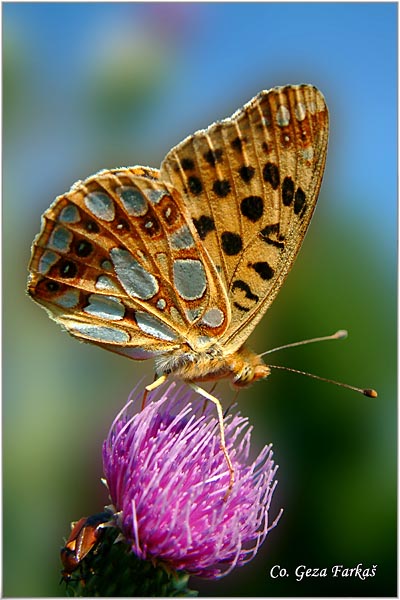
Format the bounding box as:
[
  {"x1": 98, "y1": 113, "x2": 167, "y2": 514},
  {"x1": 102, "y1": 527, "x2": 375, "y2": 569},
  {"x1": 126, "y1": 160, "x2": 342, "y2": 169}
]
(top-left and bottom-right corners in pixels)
[{"x1": 230, "y1": 346, "x2": 271, "y2": 388}]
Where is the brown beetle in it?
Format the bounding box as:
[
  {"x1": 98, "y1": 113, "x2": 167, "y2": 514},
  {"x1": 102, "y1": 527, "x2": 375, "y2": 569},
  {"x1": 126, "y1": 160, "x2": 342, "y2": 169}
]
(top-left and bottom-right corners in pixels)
[{"x1": 60, "y1": 511, "x2": 113, "y2": 582}]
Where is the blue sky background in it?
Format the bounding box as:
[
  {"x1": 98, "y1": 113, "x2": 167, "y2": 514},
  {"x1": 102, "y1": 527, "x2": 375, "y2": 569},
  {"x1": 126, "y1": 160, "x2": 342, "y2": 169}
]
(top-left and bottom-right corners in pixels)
[
  {"x1": 4, "y1": 3, "x2": 397, "y2": 597},
  {"x1": 5, "y1": 2, "x2": 397, "y2": 230}
]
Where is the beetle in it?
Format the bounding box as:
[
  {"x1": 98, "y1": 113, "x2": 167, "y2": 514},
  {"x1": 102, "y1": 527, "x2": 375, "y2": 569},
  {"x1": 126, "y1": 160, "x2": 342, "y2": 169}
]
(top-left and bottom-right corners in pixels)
[{"x1": 60, "y1": 511, "x2": 113, "y2": 582}]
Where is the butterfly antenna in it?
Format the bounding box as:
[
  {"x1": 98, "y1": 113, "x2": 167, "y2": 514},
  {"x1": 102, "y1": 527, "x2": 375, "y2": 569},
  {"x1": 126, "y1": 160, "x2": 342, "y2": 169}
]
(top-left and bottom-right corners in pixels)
[
  {"x1": 268, "y1": 364, "x2": 378, "y2": 398},
  {"x1": 259, "y1": 329, "x2": 348, "y2": 357},
  {"x1": 259, "y1": 330, "x2": 377, "y2": 397}
]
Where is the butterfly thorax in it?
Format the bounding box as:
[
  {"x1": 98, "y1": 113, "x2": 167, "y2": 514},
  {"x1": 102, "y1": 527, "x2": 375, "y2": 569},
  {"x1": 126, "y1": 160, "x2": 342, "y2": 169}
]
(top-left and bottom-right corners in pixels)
[{"x1": 154, "y1": 343, "x2": 270, "y2": 388}]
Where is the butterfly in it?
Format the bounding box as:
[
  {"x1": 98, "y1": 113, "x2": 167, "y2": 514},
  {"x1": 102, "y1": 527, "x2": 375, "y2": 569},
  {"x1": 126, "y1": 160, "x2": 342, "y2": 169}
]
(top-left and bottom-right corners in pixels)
[{"x1": 28, "y1": 84, "x2": 329, "y2": 488}]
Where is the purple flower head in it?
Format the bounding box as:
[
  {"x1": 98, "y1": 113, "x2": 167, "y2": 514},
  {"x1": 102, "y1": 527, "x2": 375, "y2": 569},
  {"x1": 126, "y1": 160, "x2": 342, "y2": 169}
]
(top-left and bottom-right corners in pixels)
[{"x1": 102, "y1": 382, "x2": 281, "y2": 579}]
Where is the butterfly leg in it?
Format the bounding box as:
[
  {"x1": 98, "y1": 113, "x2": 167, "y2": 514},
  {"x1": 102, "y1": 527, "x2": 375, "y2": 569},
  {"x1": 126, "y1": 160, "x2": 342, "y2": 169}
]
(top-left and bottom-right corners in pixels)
[
  {"x1": 141, "y1": 374, "x2": 168, "y2": 409},
  {"x1": 146, "y1": 373, "x2": 168, "y2": 392},
  {"x1": 189, "y1": 382, "x2": 234, "y2": 500},
  {"x1": 200, "y1": 382, "x2": 218, "y2": 416}
]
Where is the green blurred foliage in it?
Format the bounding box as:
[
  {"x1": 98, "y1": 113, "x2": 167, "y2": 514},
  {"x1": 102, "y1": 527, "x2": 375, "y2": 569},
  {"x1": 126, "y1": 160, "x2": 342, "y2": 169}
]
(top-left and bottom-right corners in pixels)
[{"x1": 3, "y1": 3, "x2": 396, "y2": 598}]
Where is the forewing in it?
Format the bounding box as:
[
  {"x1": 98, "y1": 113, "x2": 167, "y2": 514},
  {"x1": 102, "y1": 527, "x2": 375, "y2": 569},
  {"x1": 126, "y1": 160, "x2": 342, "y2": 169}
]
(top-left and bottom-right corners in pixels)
[
  {"x1": 28, "y1": 167, "x2": 230, "y2": 357},
  {"x1": 160, "y1": 84, "x2": 328, "y2": 351}
]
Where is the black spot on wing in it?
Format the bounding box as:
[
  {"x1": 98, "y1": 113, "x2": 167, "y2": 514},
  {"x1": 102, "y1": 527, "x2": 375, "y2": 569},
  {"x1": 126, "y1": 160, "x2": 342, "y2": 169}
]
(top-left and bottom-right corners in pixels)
[
  {"x1": 193, "y1": 215, "x2": 216, "y2": 240},
  {"x1": 282, "y1": 176, "x2": 295, "y2": 206},
  {"x1": 203, "y1": 149, "x2": 223, "y2": 166},
  {"x1": 263, "y1": 162, "x2": 280, "y2": 190},
  {"x1": 231, "y1": 136, "x2": 246, "y2": 151},
  {"x1": 240, "y1": 196, "x2": 263, "y2": 222},
  {"x1": 260, "y1": 224, "x2": 285, "y2": 249},
  {"x1": 213, "y1": 179, "x2": 231, "y2": 197},
  {"x1": 75, "y1": 240, "x2": 93, "y2": 257},
  {"x1": 139, "y1": 214, "x2": 161, "y2": 237},
  {"x1": 294, "y1": 187, "x2": 306, "y2": 215},
  {"x1": 84, "y1": 220, "x2": 100, "y2": 233},
  {"x1": 59, "y1": 260, "x2": 77, "y2": 278},
  {"x1": 46, "y1": 280, "x2": 60, "y2": 292},
  {"x1": 221, "y1": 232, "x2": 243, "y2": 255},
  {"x1": 234, "y1": 302, "x2": 250, "y2": 312},
  {"x1": 249, "y1": 261, "x2": 274, "y2": 280},
  {"x1": 239, "y1": 165, "x2": 255, "y2": 183},
  {"x1": 116, "y1": 219, "x2": 130, "y2": 232},
  {"x1": 232, "y1": 279, "x2": 259, "y2": 312},
  {"x1": 181, "y1": 158, "x2": 195, "y2": 171},
  {"x1": 261, "y1": 223, "x2": 279, "y2": 235},
  {"x1": 188, "y1": 176, "x2": 203, "y2": 195}
]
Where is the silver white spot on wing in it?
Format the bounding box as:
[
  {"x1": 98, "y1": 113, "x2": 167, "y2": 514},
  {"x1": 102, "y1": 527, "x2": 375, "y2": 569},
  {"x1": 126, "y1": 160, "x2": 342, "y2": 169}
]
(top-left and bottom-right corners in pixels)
[
  {"x1": 170, "y1": 225, "x2": 195, "y2": 250},
  {"x1": 54, "y1": 289, "x2": 80, "y2": 309},
  {"x1": 117, "y1": 186, "x2": 148, "y2": 216},
  {"x1": 135, "y1": 311, "x2": 178, "y2": 341},
  {"x1": 102, "y1": 345, "x2": 157, "y2": 360},
  {"x1": 308, "y1": 101, "x2": 317, "y2": 115},
  {"x1": 85, "y1": 192, "x2": 115, "y2": 222},
  {"x1": 70, "y1": 323, "x2": 129, "y2": 343},
  {"x1": 276, "y1": 105, "x2": 290, "y2": 127},
  {"x1": 48, "y1": 226, "x2": 73, "y2": 253},
  {"x1": 58, "y1": 204, "x2": 80, "y2": 223},
  {"x1": 147, "y1": 189, "x2": 166, "y2": 204},
  {"x1": 156, "y1": 298, "x2": 167, "y2": 310},
  {"x1": 302, "y1": 147, "x2": 314, "y2": 161},
  {"x1": 295, "y1": 102, "x2": 306, "y2": 121},
  {"x1": 201, "y1": 307, "x2": 224, "y2": 328},
  {"x1": 110, "y1": 248, "x2": 158, "y2": 300},
  {"x1": 38, "y1": 250, "x2": 59, "y2": 274},
  {"x1": 173, "y1": 259, "x2": 207, "y2": 300},
  {"x1": 101, "y1": 260, "x2": 113, "y2": 271},
  {"x1": 84, "y1": 294, "x2": 125, "y2": 321},
  {"x1": 95, "y1": 275, "x2": 121, "y2": 292},
  {"x1": 185, "y1": 307, "x2": 203, "y2": 323}
]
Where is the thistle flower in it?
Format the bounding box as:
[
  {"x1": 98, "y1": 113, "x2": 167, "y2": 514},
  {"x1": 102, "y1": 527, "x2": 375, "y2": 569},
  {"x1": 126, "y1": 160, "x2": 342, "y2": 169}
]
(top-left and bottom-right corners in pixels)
[{"x1": 102, "y1": 381, "x2": 281, "y2": 580}]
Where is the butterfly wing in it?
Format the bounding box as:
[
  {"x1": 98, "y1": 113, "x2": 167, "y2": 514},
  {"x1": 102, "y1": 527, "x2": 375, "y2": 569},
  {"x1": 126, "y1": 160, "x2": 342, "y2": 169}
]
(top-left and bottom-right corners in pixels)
[
  {"x1": 28, "y1": 85, "x2": 328, "y2": 364},
  {"x1": 28, "y1": 167, "x2": 230, "y2": 359},
  {"x1": 160, "y1": 84, "x2": 329, "y2": 351}
]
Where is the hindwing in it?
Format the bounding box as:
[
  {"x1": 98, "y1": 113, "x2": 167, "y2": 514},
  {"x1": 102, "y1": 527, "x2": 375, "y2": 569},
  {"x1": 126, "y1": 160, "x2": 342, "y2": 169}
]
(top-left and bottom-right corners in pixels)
[{"x1": 28, "y1": 167, "x2": 230, "y2": 356}]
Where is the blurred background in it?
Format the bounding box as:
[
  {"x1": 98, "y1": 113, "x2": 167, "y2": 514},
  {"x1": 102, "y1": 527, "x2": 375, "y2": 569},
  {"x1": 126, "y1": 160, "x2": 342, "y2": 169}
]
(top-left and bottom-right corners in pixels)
[{"x1": 3, "y1": 3, "x2": 396, "y2": 597}]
